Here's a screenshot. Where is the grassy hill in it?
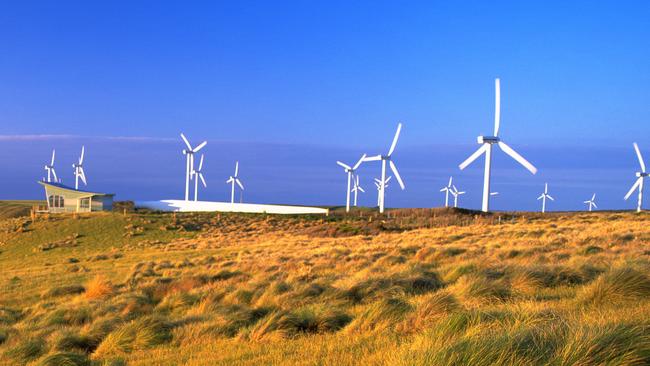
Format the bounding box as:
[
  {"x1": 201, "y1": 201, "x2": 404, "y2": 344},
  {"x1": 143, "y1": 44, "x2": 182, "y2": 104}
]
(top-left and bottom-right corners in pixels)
[
  {"x1": 0, "y1": 209, "x2": 649, "y2": 365},
  {"x1": 0, "y1": 201, "x2": 43, "y2": 220}
]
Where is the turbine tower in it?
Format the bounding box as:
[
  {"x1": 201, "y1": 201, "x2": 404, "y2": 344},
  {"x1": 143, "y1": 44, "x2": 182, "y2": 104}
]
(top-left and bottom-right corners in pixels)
[
  {"x1": 351, "y1": 175, "x2": 365, "y2": 207},
  {"x1": 537, "y1": 183, "x2": 554, "y2": 213},
  {"x1": 336, "y1": 154, "x2": 366, "y2": 212},
  {"x1": 180, "y1": 133, "x2": 207, "y2": 201},
  {"x1": 440, "y1": 177, "x2": 453, "y2": 207},
  {"x1": 44, "y1": 149, "x2": 57, "y2": 183},
  {"x1": 624, "y1": 143, "x2": 648, "y2": 212},
  {"x1": 364, "y1": 123, "x2": 405, "y2": 213},
  {"x1": 72, "y1": 146, "x2": 87, "y2": 190},
  {"x1": 191, "y1": 154, "x2": 207, "y2": 202},
  {"x1": 584, "y1": 193, "x2": 597, "y2": 212},
  {"x1": 458, "y1": 79, "x2": 537, "y2": 212},
  {"x1": 374, "y1": 176, "x2": 391, "y2": 207},
  {"x1": 226, "y1": 161, "x2": 244, "y2": 204},
  {"x1": 450, "y1": 185, "x2": 465, "y2": 208}
]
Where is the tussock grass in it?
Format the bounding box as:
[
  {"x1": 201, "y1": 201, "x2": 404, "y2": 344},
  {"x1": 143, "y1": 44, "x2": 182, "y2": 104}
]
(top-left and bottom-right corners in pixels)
[
  {"x1": 84, "y1": 276, "x2": 114, "y2": 300},
  {"x1": 36, "y1": 352, "x2": 91, "y2": 366},
  {"x1": 579, "y1": 267, "x2": 650, "y2": 305},
  {"x1": 92, "y1": 316, "x2": 172, "y2": 358}
]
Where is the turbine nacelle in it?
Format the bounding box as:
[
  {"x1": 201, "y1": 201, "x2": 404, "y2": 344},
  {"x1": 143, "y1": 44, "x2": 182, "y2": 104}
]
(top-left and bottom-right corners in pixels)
[
  {"x1": 477, "y1": 136, "x2": 500, "y2": 144},
  {"x1": 636, "y1": 172, "x2": 649, "y2": 178}
]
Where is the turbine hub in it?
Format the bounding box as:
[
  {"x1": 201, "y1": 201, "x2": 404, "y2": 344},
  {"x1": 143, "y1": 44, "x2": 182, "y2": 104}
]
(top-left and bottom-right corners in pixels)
[
  {"x1": 636, "y1": 172, "x2": 649, "y2": 177},
  {"x1": 478, "y1": 136, "x2": 499, "y2": 144}
]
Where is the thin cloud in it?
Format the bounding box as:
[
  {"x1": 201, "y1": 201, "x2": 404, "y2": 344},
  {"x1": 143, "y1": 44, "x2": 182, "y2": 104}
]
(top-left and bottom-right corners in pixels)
[{"x1": 0, "y1": 134, "x2": 175, "y2": 142}]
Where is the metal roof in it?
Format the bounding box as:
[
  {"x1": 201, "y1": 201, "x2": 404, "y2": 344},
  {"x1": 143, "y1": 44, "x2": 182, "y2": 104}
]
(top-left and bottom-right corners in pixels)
[{"x1": 37, "y1": 181, "x2": 115, "y2": 197}]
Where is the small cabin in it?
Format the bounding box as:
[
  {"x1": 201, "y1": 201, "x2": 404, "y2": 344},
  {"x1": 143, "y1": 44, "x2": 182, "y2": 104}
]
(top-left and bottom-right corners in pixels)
[{"x1": 38, "y1": 181, "x2": 114, "y2": 213}]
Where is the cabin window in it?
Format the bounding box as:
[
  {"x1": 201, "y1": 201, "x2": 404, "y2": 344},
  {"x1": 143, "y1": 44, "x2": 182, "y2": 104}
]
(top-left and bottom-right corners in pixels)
[
  {"x1": 48, "y1": 195, "x2": 64, "y2": 208},
  {"x1": 80, "y1": 198, "x2": 90, "y2": 209}
]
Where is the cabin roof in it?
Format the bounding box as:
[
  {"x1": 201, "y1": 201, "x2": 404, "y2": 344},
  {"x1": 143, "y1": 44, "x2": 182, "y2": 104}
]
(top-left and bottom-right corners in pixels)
[{"x1": 37, "y1": 181, "x2": 115, "y2": 197}]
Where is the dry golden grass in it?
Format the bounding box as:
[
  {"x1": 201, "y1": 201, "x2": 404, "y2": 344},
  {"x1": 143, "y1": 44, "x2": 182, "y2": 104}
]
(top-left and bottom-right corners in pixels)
[{"x1": 0, "y1": 209, "x2": 649, "y2": 365}]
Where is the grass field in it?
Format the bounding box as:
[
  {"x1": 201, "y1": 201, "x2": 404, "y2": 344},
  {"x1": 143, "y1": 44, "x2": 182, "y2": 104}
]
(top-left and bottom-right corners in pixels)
[{"x1": 0, "y1": 206, "x2": 649, "y2": 365}]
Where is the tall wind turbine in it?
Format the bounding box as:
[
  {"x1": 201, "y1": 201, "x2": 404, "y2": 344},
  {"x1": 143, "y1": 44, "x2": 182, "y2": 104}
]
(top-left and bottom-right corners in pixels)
[
  {"x1": 440, "y1": 177, "x2": 453, "y2": 207},
  {"x1": 458, "y1": 79, "x2": 537, "y2": 212},
  {"x1": 364, "y1": 123, "x2": 405, "y2": 213},
  {"x1": 336, "y1": 154, "x2": 366, "y2": 212},
  {"x1": 226, "y1": 161, "x2": 244, "y2": 204},
  {"x1": 624, "y1": 143, "x2": 648, "y2": 212},
  {"x1": 191, "y1": 154, "x2": 207, "y2": 202},
  {"x1": 584, "y1": 193, "x2": 597, "y2": 212},
  {"x1": 374, "y1": 176, "x2": 391, "y2": 207},
  {"x1": 450, "y1": 185, "x2": 465, "y2": 208},
  {"x1": 351, "y1": 175, "x2": 365, "y2": 206},
  {"x1": 44, "y1": 149, "x2": 57, "y2": 183},
  {"x1": 180, "y1": 133, "x2": 207, "y2": 201},
  {"x1": 537, "y1": 183, "x2": 554, "y2": 213},
  {"x1": 72, "y1": 146, "x2": 87, "y2": 190}
]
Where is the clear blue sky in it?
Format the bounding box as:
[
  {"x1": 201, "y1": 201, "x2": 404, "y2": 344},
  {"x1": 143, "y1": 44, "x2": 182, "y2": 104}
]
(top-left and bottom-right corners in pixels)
[{"x1": 1, "y1": 1, "x2": 649, "y2": 211}]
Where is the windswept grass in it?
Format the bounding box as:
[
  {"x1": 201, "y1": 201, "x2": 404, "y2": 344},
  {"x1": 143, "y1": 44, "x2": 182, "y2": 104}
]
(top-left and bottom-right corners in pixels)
[{"x1": 0, "y1": 209, "x2": 649, "y2": 365}]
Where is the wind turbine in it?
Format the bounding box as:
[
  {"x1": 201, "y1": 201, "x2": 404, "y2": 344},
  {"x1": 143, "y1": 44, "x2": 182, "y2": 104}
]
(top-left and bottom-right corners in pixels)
[
  {"x1": 537, "y1": 183, "x2": 554, "y2": 213},
  {"x1": 44, "y1": 149, "x2": 57, "y2": 183},
  {"x1": 624, "y1": 143, "x2": 648, "y2": 212},
  {"x1": 584, "y1": 193, "x2": 597, "y2": 212},
  {"x1": 440, "y1": 177, "x2": 454, "y2": 207},
  {"x1": 450, "y1": 185, "x2": 466, "y2": 208},
  {"x1": 351, "y1": 175, "x2": 365, "y2": 207},
  {"x1": 336, "y1": 154, "x2": 366, "y2": 212},
  {"x1": 191, "y1": 154, "x2": 207, "y2": 202},
  {"x1": 458, "y1": 78, "x2": 537, "y2": 212},
  {"x1": 374, "y1": 176, "x2": 391, "y2": 207},
  {"x1": 364, "y1": 123, "x2": 405, "y2": 213},
  {"x1": 72, "y1": 146, "x2": 87, "y2": 190},
  {"x1": 180, "y1": 133, "x2": 207, "y2": 201},
  {"x1": 226, "y1": 161, "x2": 244, "y2": 204}
]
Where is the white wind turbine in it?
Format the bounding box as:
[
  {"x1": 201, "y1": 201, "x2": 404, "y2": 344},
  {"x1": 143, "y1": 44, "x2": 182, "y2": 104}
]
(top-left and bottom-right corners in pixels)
[
  {"x1": 440, "y1": 177, "x2": 454, "y2": 207},
  {"x1": 364, "y1": 123, "x2": 405, "y2": 213},
  {"x1": 72, "y1": 146, "x2": 87, "y2": 190},
  {"x1": 450, "y1": 185, "x2": 466, "y2": 208},
  {"x1": 44, "y1": 149, "x2": 58, "y2": 183},
  {"x1": 226, "y1": 161, "x2": 244, "y2": 204},
  {"x1": 624, "y1": 143, "x2": 648, "y2": 212},
  {"x1": 374, "y1": 176, "x2": 391, "y2": 207},
  {"x1": 537, "y1": 183, "x2": 554, "y2": 213},
  {"x1": 336, "y1": 154, "x2": 366, "y2": 212},
  {"x1": 458, "y1": 79, "x2": 537, "y2": 212},
  {"x1": 584, "y1": 193, "x2": 597, "y2": 212},
  {"x1": 191, "y1": 154, "x2": 207, "y2": 202},
  {"x1": 351, "y1": 175, "x2": 365, "y2": 207},
  {"x1": 180, "y1": 133, "x2": 207, "y2": 201}
]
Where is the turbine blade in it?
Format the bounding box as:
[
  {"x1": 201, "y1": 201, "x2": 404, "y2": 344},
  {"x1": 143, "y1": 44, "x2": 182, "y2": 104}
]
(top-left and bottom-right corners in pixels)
[
  {"x1": 385, "y1": 176, "x2": 392, "y2": 183},
  {"x1": 544, "y1": 183, "x2": 548, "y2": 194},
  {"x1": 235, "y1": 161, "x2": 239, "y2": 176},
  {"x1": 358, "y1": 187, "x2": 365, "y2": 193},
  {"x1": 236, "y1": 179, "x2": 244, "y2": 190},
  {"x1": 79, "y1": 168, "x2": 87, "y2": 184},
  {"x1": 193, "y1": 141, "x2": 207, "y2": 152},
  {"x1": 497, "y1": 141, "x2": 537, "y2": 174},
  {"x1": 353, "y1": 154, "x2": 367, "y2": 170},
  {"x1": 387, "y1": 123, "x2": 402, "y2": 156},
  {"x1": 51, "y1": 168, "x2": 58, "y2": 182},
  {"x1": 363, "y1": 155, "x2": 382, "y2": 162},
  {"x1": 226, "y1": 177, "x2": 233, "y2": 183},
  {"x1": 198, "y1": 155, "x2": 204, "y2": 170},
  {"x1": 448, "y1": 176, "x2": 453, "y2": 187},
  {"x1": 80, "y1": 146, "x2": 85, "y2": 164},
  {"x1": 199, "y1": 173, "x2": 207, "y2": 187},
  {"x1": 624, "y1": 178, "x2": 642, "y2": 200},
  {"x1": 51, "y1": 149, "x2": 56, "y2": 166},
  {"x1": 180, "y1": 133, "x2": 192, "y2": 150},
  {"x1": 547, "y1": 195, "x2": 554, "y2": 201},
  {"x1": 440, "y1": 187, "x2": 448, "y2": 192},
  {"x1": 389, "y1": 160, "x2": 405, "y2": 190},
  {"x1": 336, "y1": 161, "x2": 352, "y2": 170},
  {"x1": 592, "y1": 202, "x2": 597, "y2": 208},
  {"x1": 459, "y1": 144, "x2": 488, "y2": 170},
  {"x1": 494, "y1": 78, "x2": 501, "y2": 136},
  {"x1": 592, "y1": 193, "x2": 596, "y2": 201},
  {"x1": 537, "y1": 194, "x2": 544, "y2": 200},
  {"x1": 634, "y1": 143, "x2": 646, "y2": 172}
]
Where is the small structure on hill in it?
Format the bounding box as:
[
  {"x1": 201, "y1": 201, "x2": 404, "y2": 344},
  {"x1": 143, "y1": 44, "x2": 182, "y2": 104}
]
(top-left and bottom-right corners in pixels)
[{"x1": 37, "y1": 181, "x2": 114, "y2": 213}]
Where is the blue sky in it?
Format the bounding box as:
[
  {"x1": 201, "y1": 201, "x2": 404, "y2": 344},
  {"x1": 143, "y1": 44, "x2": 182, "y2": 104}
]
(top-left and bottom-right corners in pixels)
[{"x1": 1, "y1": 1, "x2": 649, "y2": 211}]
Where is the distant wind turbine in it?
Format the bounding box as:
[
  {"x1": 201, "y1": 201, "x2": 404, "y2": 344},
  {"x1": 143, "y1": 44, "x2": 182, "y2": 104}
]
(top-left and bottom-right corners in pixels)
[
  {"x1": 226, "y1": 161, "x2": 244, "y2": 204},
  {"x1": 624, "y1": 143, "x2": 648, "y2": 212},
  {"x1": 537, "y1": 183, "x2": 554, "y2": 213},
  {"x1": 336, "y1": 154, "x2": 366, "y2": 212},
  {"x1": 351, "y1": 175, "x2": 365, "y2": 207},
  {"x1": 191, "y1": 154, "x2": 207, "y2": 201},
  {"x1": 374, "y1": 176, "x2": 391, "y2": 207},
  {"x1": 72, "y1": 146, "x2": 87, "y2": 190},
  {"x1": 584, "y1": 193, "x2": 597, "y2": 212},
  {"x1": 450, "y1": 185, "x2": 465, "y2": 208},
  {"x1": 440, "y1": 177, "x2": 454, "y2": 207},
  {"x1": 364, "y1": 123, "x2": 405, "y2": 213},
  {"x1": 180, "y1": 133, "x2": 207, "y2": 201},
  {"x1": 459, "y1": 78, "x2": 537, "y2": 212},
  {"x1": 44, "y1": 149, "x2": 57, "y2": 183}
]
